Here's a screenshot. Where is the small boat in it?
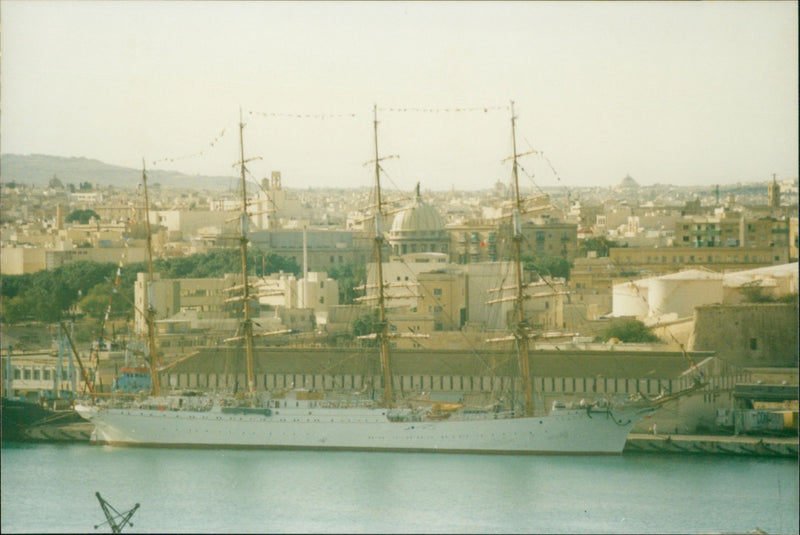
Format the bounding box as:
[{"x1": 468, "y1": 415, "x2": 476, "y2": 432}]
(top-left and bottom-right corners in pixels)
[
  {"x1": 1, "y1": 333, "x2": 90, "y2": 442},
  {"x1": 1, "y1": 395, "x2": 83, "y2": 442}
]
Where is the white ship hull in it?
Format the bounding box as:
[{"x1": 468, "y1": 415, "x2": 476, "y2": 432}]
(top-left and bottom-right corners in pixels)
[{"x1": 75, "y1": 403, "x2": 654, "y2": 455}]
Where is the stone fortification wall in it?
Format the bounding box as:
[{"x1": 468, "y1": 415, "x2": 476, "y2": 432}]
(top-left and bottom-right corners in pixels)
[
  {"x1": 690, "y1": 303, "x2": 799, "y2": 367},
  {"x1": 163, "y1": 347, "x2": 712, "y2": 379}
]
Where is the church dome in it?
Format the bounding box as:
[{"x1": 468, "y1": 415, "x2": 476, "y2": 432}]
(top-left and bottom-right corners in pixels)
[
  {"x1": 390, "y1": 196, "x2": 445, "y2": 235},
  {"x1": 616, "y1": 174, "x2": 640, "y2": 190},
  {"x1": 388, "y1": 183, "x2": 448, "y2": 256}
]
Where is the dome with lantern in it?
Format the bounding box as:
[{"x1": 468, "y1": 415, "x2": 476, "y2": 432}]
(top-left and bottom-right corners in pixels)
[{"x1": 388, "y1": 183, "x2": 449, "y2": 256}]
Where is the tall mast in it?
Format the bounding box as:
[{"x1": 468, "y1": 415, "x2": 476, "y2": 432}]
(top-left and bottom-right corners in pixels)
[
  {"x1": 238, "y1": 109, "x2": 256, "y2": 397},
  {"x1": 509, "y1": 101, "x2": 534, "y2": 416},
  {"x1": 142, "y1": 161, "x2": 160, "y2": 397},
  {"x1": 373, "y1": 104, "x2": 393, "y2": 408}
]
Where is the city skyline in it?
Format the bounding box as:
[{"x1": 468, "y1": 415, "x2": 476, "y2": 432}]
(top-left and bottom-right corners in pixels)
[{"x1": 1, "y1": 1, "x2": 797, "y2": 192}]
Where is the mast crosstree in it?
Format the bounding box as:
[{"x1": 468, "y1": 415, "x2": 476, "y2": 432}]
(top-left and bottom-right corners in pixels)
[
  {"x1": 509, "y1": 100, "x2": 534, "y2": 417},
  {"x1": 235, "y1": 109, "x2": 257, "y2": 397},
  {"x1": 372, "y1": 104, "x2": 393, "y2": 408},
  {"x1": 141, "y1": 161, "x2": 160, "y2": 397}
]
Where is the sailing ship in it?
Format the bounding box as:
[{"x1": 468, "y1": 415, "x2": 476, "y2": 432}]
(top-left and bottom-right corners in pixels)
[{"x1": 76, "y1": 104, "x2": 689, "y2": 454}]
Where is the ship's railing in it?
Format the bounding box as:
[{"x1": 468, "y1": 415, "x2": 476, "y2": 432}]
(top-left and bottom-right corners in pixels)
[{"x1": 455, "y1": 409, "x2": 518, "y2": 421}]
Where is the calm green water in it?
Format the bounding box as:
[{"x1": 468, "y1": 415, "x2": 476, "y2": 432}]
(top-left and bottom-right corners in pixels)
[{"x1": 1, "y1": 442, "x2": 797, "y2": 534}]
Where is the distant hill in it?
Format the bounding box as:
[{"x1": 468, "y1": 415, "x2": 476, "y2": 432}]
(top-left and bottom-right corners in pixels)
[{"x1": 0, "y1": 154, "x2": 232, "y2": 190}]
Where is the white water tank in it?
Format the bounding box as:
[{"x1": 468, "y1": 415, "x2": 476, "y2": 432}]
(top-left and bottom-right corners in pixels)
[
  {"x1": 647, "y1": 270, "x2": 723, "y2": 318},
  {"x1": 612, "y1": 279, "x2": 650, "y2": 318}
]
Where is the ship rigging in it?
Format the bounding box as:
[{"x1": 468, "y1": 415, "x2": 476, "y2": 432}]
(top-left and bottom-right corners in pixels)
[{"x1": 74, "y1": 102, "x2": 696, "y2": 454}]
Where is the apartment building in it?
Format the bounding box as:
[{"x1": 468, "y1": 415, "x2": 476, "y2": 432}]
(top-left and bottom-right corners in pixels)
[
  {"x1": 448, "y1": 218, "x2": 578, "y2": 264},
  {"x1": 609, "y1": 245, "x2": 776, "y2": 275},
  {"x1": 134, "y1": 270, "x2": 338, "y2": 337},
  {"x1": 249, "y1": 229, "x2": 371, "y2": 272},
  {"x1": 674, "y1": 213, "x2": 792, "y2": 262},
  {"x1": 570, "y1": 254, "x2": 621, "y2": 292}
]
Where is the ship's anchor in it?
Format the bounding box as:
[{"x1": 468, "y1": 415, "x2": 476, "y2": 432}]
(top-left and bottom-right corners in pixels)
[{"x1": 94, "y1": 492, "x2": 140, "y2": 533}]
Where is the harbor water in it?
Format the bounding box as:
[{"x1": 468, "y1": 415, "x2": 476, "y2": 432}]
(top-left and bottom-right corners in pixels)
[{"x1": 1, "y1": 443, "x2": 797, "y2": 534}]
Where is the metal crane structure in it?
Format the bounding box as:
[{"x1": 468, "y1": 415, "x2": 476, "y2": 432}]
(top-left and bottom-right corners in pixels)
[{"x1": 94, "y1": 492, "x2": 140, "y2": 533}]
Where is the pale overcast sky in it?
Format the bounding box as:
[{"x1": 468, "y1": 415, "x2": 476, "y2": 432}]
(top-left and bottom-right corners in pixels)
[{"x1": 1, "y1": 1, "x2": 797, "y2": 191}]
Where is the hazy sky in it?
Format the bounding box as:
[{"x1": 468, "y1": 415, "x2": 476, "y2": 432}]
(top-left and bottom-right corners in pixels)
[{"x1": 1, "y1": 1, "x2": 797, "y2": 191}]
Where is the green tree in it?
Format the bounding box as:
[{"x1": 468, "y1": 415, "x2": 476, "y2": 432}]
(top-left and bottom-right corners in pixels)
[
  {"x1": 328, "y1": 263, "x2": 366, "y2": 305},
  {"x1": 25, "y1": 285, "x2": 63, "y2": 323},
  {"x1": 145, "y1": 249, "x2": 300, "y2": 279},
  {"x1": 1, "y1": 296, "x2": 32, "y2": 324},
  {"x1": 579, "y1": 237, "x2": 617, "y2": 257},
  {"x1": 0, "y1": 250, "x2": 301, "y2": 325},
  {"x1": 128, "y1": 221, "x2": 162, "y2": 240},
  {"x1": 352, "y1": 309, "x2": 380, "y2": 339},
  {"x1": 1, "y1": 261, "x2": 118, "y2": 324},
  {"x1": 521, "y1": 254, "x2": 571, "y2": 281},
  {"x1": 48, "y1": 175, "x2": 64, "y2": 189},
  {"x1": 740, "y1": 280, "x2": 774, "y2": 303},
  {"x1": 65, "y1": 209, "x2": 101, "y2": 224},
  {"x1": 78, "y1": 283, "x2": 115, "y2": 320},
  {"x1": 1, "y1": 274, "x2": 29, "y2": 300},
  {"x1": 257, "y1": 251, "x2": 300, "y2": 277},
  {"x1": 52, "y1": 261, "x2": 116, "y2": 314},
  {"x1": 75, "y1": 318, "x2": 103, "y2": 343},
  {"x1": 597, "y1": 319, "x2": 660, "y2": 343}
]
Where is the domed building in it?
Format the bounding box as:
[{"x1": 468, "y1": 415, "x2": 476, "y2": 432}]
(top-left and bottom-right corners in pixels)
[
  {"x1": 616, "y1": 173, "x2": 640, "y2": 191},
  {"x1": 388, "y1": 183, "x2": 449, "y2": 257}
]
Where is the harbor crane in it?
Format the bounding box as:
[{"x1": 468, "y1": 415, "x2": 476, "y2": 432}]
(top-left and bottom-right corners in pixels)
[{"x1": 94, "y1": 492, "x2": 140, "y2": 533}]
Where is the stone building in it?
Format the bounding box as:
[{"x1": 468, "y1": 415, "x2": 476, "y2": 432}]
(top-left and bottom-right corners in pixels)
[
  {"x1": 569, "y1": 254, "x2": 621, "y2": 293},
  {"x1": 448, "y1": 221, "x2": 500, "y2": 264},
  {"x1": 135, "y1": 270, "x2": 339, "y2": 338},
  {"x1": 1, "y1": 247, "x2": 46, "y2": 275},
  {"x1": 673, "y1": 213, "x2": 792, "y2": 264},
  {"x1": 251, "y1": 171, "x2": 311, "y2": 229},
  {"x1": 448, "y1": 218, "x2": 578, "y2": 264},
  {"x1": 249, "y1": 228, "x2": 371, "y2": 272},
  {"x1": 415, "y1": 269, "x2": 466, "y2": 332},
  {"x1": 609, "y1": 245, "x2": 776, "y2": 275},
  {"x1": 365, "y1": 253, "x2": 465, "y2": 334},
  {"x1": 674, "y1": 213, "x2": 743, "y2": 248},
  {"x1": 689, "y1": 303, "x2": 799, "y2": 368},
  {"x1": 150, "y1": 209, "x2": 229, "y2": 240},
  {"x1": 134, "y1": 272, "x2": 239, "y2": 336}
]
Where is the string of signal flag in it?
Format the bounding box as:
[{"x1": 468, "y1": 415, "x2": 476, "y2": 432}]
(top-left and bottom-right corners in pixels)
[
  {"x1": 378, "y1": 105, "x2": 508, "y2": 113},
  {"x1": 148, "y1": 103, "x2": 521, "y2": 173},
  {"x1": 151, "y1": 125, "x2": 232, "y2": 167}
]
